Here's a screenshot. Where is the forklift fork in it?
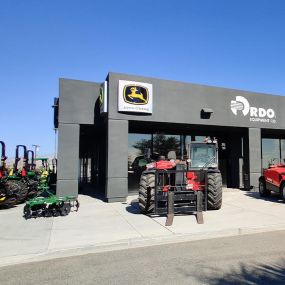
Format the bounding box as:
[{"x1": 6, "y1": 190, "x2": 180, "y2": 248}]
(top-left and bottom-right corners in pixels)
[{"x1": 165, "y1": 189, "x2": 204, "y2": 226}]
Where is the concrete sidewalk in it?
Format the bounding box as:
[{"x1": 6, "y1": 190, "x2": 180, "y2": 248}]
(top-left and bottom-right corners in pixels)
[{"x1": 1, "y1": 189, "x2": 285, "y2": 267}]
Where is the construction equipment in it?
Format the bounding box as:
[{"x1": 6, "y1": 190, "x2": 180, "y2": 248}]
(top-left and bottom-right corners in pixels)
[
  {"x1": 7, "y1": 145, "x2": 38, "y2": 203},
  {"x1": 23, "y1": 189, "x2": 79, "y2": 218},
  {"x1": 23, "y1": 169, "x2": 79, "y2": 219},
  {"x1": 0, "y1": 141, "x2": 8, "y2": 179},
  {"x1": 35, "y1": 157, "x2": 50, "y2": 171},
  {"x1": 0, "y1": 179, "x2": 19, "y2": 207},
  {"x1": 138, "y1": 138, "x2": 222, "y2": 225},
  {"x1": 27, "y1": 150, "x2": 36, "y2": 172},
  {"x1": 0, "y1": 141, "x2": 20, "y2": 206},
  {"x1": 259, "y1": 162, "x2": 285, "y2": 201},
  {"x1": 23, "y1": 157, "x2": 77, "y2": 219}
]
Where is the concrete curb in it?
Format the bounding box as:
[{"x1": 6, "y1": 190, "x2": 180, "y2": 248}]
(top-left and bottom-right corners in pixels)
[{"x1": 2, "y1": 223, "x2": 285, "y2": 268}]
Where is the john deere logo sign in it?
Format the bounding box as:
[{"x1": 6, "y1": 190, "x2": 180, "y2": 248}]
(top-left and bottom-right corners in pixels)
[
  {"x1": 118, "y1": 80, "x2": 153, "y2": 113},
  {"x1": 231, "y1": 96, "x2": 276, "y2": 124},
  {"x1": 123, "y1": 85, "x2": 149, "y2": 105}
]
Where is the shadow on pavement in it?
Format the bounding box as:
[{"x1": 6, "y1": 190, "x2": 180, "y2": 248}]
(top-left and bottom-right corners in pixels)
[
  {"x1": 195, "y1": 258, "x2": 285, "y2": 285},
  {"x1": 78, "y1": 183, "x2": 106, "y2": 201},
  {"x1": 0, "y1": 205, "x2": 17, "y2": 211},
  {"x1": 126, "y1": 199, "x2": 140, "y2": 214},
  {"x1": 244, "y1": 191, "x2": 284, "y2": 204}
]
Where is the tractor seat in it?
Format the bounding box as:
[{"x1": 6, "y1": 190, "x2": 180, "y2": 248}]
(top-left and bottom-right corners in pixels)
[{"x1": 167, "y1": 151, "x2": 176, "y2": 161}]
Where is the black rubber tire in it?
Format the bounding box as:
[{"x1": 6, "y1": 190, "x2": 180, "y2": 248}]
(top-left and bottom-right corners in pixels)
[
  {"x1": 4, "y1": 195, "x2": 17, "y2": 206},
  {"x1": 4, "y1": 180, "x2": 21, "y2": 195},
  {"x1": 60, "y1": 203, "x2": 71, "y2": 216},
  {"x1": 53, "y1": 209, "x2": 60, "y2": 217},
  {"x1": 280, "y1": 183, "x2": 285, "y2": 202},
  {"x1": 23, "y1": 205, "x2": 32, "y2": 219},
  {"x1": 259, "y1": 179, "x2": 271, "y2": 197},
  {"x1": 138, "y1": 173, "x2": 155, "y2": 214},
  {"x1": 4, "y1": 181, "x2": 21, "y2": 205},
  {"x1": 207, "y1": 172, "x2": 223, "y2": 210},
  {"x1": 15, "y1": 181, "x2": 29, "y2": 203},
  {"x1": 44, "y1": 208, "x2": 53, "y2": 217},
  {"x1": 27, "y1": 180, "x2": 39, "y2": 198}
]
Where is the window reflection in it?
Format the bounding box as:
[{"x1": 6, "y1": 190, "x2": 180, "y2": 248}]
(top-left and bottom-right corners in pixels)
[
  {"x1": 262, "y1": 138, "x2": 280, "y2": 169},
  {"x1": 128, "y1": 134, "x2": 152, "y2": 168},
  {"x1": 128, "y1": 133, "x2": 152, "y2": 192},
  {"x1": 194, "y1": 136, "x2": 206, "y2": 142},
  {"x1": 281, "y1": 140, "x2": 285, "y2": 164},
  {"x1": 128, "y1": 133, "x2": 181, "y2": 192},
  {"x1": 153, "y1": 134, "x2": 180, "y2": 158}
]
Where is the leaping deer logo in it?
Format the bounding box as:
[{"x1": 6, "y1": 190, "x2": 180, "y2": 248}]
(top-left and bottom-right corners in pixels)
[
  {"x1": 128, "y1": 87, "x2": 147, "y2": 103},
  {"x1": 124, "y1": 85, "x2": 148, "y2": 105}
]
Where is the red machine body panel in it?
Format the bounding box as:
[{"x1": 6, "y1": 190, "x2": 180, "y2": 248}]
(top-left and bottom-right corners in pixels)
[
  {"x1": 264, "y1": 164, "x2": 285, "y2": 188},
  {"x1": 186, "y1": 171, "x2": 205, "y2": 191}
]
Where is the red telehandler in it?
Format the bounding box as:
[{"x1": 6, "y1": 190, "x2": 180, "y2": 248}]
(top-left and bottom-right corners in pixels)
[{"x1": 138, "y1": 138, "x2": 222, "y2": 225}]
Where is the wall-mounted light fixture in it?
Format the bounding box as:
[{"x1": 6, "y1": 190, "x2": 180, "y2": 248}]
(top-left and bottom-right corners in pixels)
[{"x1": 201, "y1": 108, "x2": 213, "y2": 119}]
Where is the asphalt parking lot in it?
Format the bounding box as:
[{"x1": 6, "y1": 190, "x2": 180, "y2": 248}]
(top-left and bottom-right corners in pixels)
[{"x1": 1, "y1": 188, "x2": 285, "y2": 267}]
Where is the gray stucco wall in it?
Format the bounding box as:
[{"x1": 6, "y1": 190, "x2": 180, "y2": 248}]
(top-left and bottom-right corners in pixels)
[
  {"x1": 59, "y1": 78, "x2": 101, "y2": 124},
  {"x1": 106, "y1": 119, "x2": 128, "y2": 202},
  {"x1": 248, "y1": 128, "x2": 262, "y2": 189},
  {"x1": 57, "y1": 79, "x2": 101, "y2": 197},
  {"x1": 108, "y1": 72, "x2": 284, "y2": 130},
  {"x1": 57, "y1": 123, "x2": 79, "y2": 196}
]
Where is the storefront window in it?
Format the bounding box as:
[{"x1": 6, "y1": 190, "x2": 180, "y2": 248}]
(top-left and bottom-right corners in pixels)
[
  {"x1": 262, "y1": 138, "x2": 280, "y2": 169},
  {"x1": 128, "y1": 133, "x2": 181, "y2": 192},
  {"x1": 128, "y1": 133, "x2": 152, "y2": 192},
  {"x1": 281, "y1": 140, "x2": 285, "y2": 164},
  {"x1": 153, "y1": 134, "x2": 180, "y2": 158},
  {"x1": 194, "y1": 136, "x2": 206, "y2": 142},
  {"x1": 128, "y1": 134, "x2": 152, "y2": 166}
]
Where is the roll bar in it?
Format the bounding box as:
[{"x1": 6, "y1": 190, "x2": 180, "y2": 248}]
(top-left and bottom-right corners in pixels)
[
  {"x1": 27, "y1": 150, "x2": 35, "y2": 170},
  {"x1": 14, "y1": 145, "x2": 28, "y2": 172}
]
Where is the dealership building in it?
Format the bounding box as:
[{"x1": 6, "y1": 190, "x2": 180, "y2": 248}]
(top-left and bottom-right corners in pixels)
[{"x1": 54, "y1": 72, "x2": 285, "y2": 202}]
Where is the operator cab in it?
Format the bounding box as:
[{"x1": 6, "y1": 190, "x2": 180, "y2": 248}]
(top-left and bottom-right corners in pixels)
[{"x1": 190, "y1": 142, "x2": 218, "y2": 169}]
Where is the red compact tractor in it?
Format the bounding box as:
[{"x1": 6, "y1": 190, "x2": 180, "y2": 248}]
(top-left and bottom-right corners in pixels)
[
  {"x1": 138, "y1": 139, "x2": 222, "y2": 225},
  {"x1": 259, "y1": 163, "x2": 285, "y2": 200}
]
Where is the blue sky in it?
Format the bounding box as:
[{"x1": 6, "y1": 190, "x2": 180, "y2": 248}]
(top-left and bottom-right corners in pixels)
[{"x1": 1, "y1": 0, "x2": 285, "y2": 157}]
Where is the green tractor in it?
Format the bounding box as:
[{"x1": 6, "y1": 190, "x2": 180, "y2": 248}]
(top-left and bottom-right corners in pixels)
[
  {"x1": 0, "y1": 141, "x2": 21, "y2": 207},
  {"x1": 7, "y1": 145, "x2": 38, "y2": 203}
]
